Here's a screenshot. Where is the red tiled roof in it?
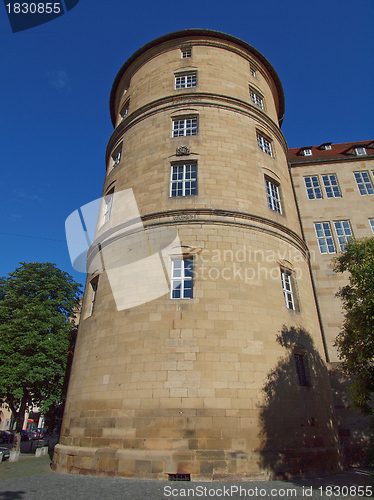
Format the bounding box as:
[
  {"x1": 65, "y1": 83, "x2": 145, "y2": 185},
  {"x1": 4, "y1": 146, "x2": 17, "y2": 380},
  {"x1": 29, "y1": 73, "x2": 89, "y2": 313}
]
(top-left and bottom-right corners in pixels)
[{"x1": 288, "y1": 140, "x2": 374, "y2": 165}]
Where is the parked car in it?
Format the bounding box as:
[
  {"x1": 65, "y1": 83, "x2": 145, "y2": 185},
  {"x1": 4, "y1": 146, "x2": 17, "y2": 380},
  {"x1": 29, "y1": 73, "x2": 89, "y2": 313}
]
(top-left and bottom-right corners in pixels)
[
  {"x1": 0, "y1": 431, "x2": 14, "y2": 444},
  {"x1": 0, "y1": 447, "x2": 10, "y2": 461},
  {"x1": 27, "y1": 430, "x2": 39, "y2": 440}
]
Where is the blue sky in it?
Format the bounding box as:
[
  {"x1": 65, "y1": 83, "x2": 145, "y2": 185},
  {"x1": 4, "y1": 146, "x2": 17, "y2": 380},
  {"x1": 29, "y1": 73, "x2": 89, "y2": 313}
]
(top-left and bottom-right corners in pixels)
[{"x1": 1, "y1": 0, "x2": 373, "y2": 288}]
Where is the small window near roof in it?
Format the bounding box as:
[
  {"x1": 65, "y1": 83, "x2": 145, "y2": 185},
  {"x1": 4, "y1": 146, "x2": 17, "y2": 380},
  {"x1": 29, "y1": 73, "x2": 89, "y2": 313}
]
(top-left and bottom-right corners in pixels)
[
  {"x1": 120, "y1": 101, "x2": 129, "y2": 121},
  {"x1": 303, "y1": 149, "x2": 312, "y2": 156},
  {"x1": 355, "y1": 147, "x2": 367, "y2": 156},
  {"x1": 250, "y1": 65, "x2": 256, "y2": 77},
  {"x1": 181, "y1": 48, "x2": 191, "y2": 58}
]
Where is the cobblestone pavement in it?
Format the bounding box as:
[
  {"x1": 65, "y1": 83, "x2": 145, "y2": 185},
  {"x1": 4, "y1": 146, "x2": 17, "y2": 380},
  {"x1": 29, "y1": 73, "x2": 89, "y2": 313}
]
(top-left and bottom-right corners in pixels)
[{"x1": 0, "y1": 453, "x2": 372, "y2": 500}]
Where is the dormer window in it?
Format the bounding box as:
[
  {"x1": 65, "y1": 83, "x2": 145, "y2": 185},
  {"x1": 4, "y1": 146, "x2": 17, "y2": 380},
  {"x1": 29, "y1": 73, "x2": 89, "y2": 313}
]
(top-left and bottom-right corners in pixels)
[
  {"x1": 355, "y1": 147, "x2": 367, "y2": 156},
  {"x1": 319, "y1": 143, "x2": 332, "y2": 150},
  {"x1": 303, "y1": 149, "x2": 312, "y2": 156}
]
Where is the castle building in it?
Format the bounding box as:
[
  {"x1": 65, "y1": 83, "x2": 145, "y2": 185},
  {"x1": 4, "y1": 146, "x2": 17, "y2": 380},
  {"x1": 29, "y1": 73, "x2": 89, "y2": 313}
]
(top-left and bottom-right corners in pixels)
[{"x1": 53, "y1": 30, "x2": 371, "y2": 479}]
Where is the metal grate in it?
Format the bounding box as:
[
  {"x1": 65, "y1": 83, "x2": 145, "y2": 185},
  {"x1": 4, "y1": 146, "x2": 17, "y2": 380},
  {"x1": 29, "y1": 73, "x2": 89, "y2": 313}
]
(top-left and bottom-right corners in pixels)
[{"x1": 168, "y1": 473, "x2": 191, "y2": 481}]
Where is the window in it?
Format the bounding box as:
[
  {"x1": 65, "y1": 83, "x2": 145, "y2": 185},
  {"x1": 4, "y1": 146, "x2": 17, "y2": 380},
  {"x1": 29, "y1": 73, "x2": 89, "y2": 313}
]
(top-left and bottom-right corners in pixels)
[
  {"x1": 110, "y1": 143, "x2": 122, "y2": 169},
  {"x1": 250, "y1": 88, "x2": 264, "y2": 109},
  {"x1": 171, "y1": 259, "x2": 193, "y2": 299},
  {"x1": 120, "y1": 101, "x2": 129, "y2": 120},
  {"x1": 322, "y1": 174, "x2": 341, "y2": 198},
  {"x1": 314, "y1": 222, "x2": 336, "y2": 254},
  {"x1": 355, "y1": 147, "x2": 367, "y2": 156},
  {"x1": 170, "y1": 163, "x2": 197, "y2": 197},
  {"x1": 304, "y1": 176, "x2": 322, "y2": 200},
  {"x1": 369, "y1": 219, "x2": 374, "y2": 234},
  {"x1": 294, "y1": 353, "x2": 311, "y2": 387},
  {"x1": 334, "y1": 221, "x2": 354, "y2": 251},
  {"x1": 281, "y1": 269, "x2": 295, "y2": 310},
  {"x1": 172, "y1": 117, "x2": 198, "y2": 137},
  {"x1": 89, "y1": 276, "x2": 99, "y2": 316},
  {"x1": 265, "y1": 178, "x2": 282, "y2": 214},
  {"x1": 175, "y1": 72, "x2": 197, "y2": 89},
  {"x1": 250, "y1": 65, "x2": 256, "y2": 77},
  {"x1": 181, "y1": 48, "x2": 191, "y2": 58},
  {"x1": 102, "y1": 189, "x2": 114, "y2": 225},
  {"x1": 257, "y1": 132, "x2": 272, "y2": 156},
  {"x1": 303, "y1": 149, "x2": 312, "y2": 156},
  {"x1": 354, "y1": 171, "x2": 374, "y2": 195}
]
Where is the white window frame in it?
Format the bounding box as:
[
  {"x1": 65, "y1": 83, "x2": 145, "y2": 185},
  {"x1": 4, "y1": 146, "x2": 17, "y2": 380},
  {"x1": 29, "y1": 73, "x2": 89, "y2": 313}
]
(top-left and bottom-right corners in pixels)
[
  {"x1": 281, "y1": 269, "x2": 295, "y2": 310},
  {"x1": 249, "y1": 88, "x2": 264, "y2": 109},
  {"x1": 334, "y1": 221, "x2": 354, "y2": 251},
  {"x1": 314, "y1": 222, "x2": 336, "y2": 254},
  {"x1": 175, "y1": 72, "x2": 197, "y2": 89},
  {"x1": 172, "y1": 117, "x2": 198, "y2": 137},
  {"x1": 250, "y1": 65, "x2": 256, "y2": 78},
  {"x1": 181, "y1": 48, "x2": 191, "y2": 58},
  {"x1": 170, "y1": 163, "x2": 197, "y2": 197},
  {"x1": 257, "y1": 132, "x2": 272, "y2": 156},
  {"x1": 322, "y1": 174, "x2": 341, "y2": 198},
  {"x1": 354, "y1": 171, "x2": 374, "y2": 195},
  {"x1": 304, "y1": 176, "x2": 322, "y2": 200},
  {"x1": 355, "y1": 147, "x2": 367, "y2": 156},
  {"x1": 171, "y1": 259, "x2": 193, "y2": 299},
  {"x1": 303, "y1": 149, "x2": 312, "y2": 156},
  {"x1": 102, "y1": 190, "x2": 114, "y2": 225},
  {"x1": 265, "y1": 178, "x2": 282, "y2": 214}
]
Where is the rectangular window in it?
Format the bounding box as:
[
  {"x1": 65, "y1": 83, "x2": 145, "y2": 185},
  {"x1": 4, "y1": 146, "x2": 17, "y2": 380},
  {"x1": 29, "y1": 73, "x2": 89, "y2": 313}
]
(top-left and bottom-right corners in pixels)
[
  {"x1": 322, "y1": 174, "x2": 341, "y2": 198},
  {"x1": 334, "y1": 221, "x2": 354, "y2": 251},
  {"x1": 89, "y1": 276, "x2": 99, "y2": 316},
  {"x1": 250, "y1": 88, "x2": 264, "y2": 109},
  {"x1": 120, "y1": 102, "x2": 129, "y2": 120},
  {"x1": 170, "y1": 163, "x2": 197, "y2": 197},
  {"x1": 354, "y1": 171, "x2": 374, "y2": 195},
  {"x1": 304, "y1": 176, "x2": 322, "y2": 200},
  {"x1": 281, "y1": 270, "x2": 295, "y2": 310},
  {"x1": 257, "y1": 132, "x2": 272, "y2": 156},
  {"x1": 103, "y1": 190, "x2": 114, "y2": 225},
  {"x1": 181, "y1": 48, "x2": 191, "y2": 58},
  {"x1": 314, "y1": 222, "x2": 336, "y2": 254},
  {"x1": 171, "y1": 259, "x2": 193, "y2": 299},
  {"x1": 250, "y1": 66, "x2": 256, "y2": 77},
  {"x1": 265, "y1": 178, "x2": 282, "y2": 214},
  {"x1": 303, "y1": 149, "x2": 312, "y2": 156},
  {"x1": 175, "y1": 73, "x2": 197, "y2": 89},
  {"x1": 172, "y1": 117, "x2": 198, "y2": 137},
  {"x1": 355, "y1": 147, "x2": 367, "y2": 156},
  {"x1": 294, "y1": 353, "x2": 310, "y2": 387},
  {"x1": 369, "y1": 219, "x2": 374, "y2": 234}
]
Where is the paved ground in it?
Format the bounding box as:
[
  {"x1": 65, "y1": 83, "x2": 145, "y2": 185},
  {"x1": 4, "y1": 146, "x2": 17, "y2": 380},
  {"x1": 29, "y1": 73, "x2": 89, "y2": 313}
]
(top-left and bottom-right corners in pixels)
[{"x1": 0, "y1": 448, "x2": 372, "y2": 500}]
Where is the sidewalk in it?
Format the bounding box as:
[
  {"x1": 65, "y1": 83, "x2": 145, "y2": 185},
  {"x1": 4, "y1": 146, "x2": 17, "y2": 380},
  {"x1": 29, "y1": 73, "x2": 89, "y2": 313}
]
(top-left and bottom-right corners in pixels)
[{"x1": 0, "y1": 451, "x2": 373, "y2": 500}]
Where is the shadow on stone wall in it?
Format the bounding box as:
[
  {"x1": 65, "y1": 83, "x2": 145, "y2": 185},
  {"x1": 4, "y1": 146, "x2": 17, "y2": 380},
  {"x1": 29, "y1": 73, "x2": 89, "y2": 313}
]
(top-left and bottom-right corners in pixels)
[
  {"x1": 328, "y1": 364, "x2": 373, "y2": 467},
  {"x1": 257, "y1": 325, "x2": 342, "y2": 478}
]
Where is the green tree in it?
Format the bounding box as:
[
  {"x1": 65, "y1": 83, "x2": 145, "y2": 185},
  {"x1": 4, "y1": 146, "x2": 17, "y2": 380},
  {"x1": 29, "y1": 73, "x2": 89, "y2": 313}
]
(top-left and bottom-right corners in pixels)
[
  {"x1": 0, "y1": 262, "x2": 81, "y2": 450},
  {"x1": 333, "y1": 237, "x2": 374, "y2": 414}
]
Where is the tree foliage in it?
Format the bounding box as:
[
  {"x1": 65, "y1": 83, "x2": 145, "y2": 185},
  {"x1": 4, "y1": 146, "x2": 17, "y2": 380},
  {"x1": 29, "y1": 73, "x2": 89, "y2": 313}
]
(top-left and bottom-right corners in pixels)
[
  {"x1": 0, "y1": 262, "x2": 81, "y2": 448},
  {"x1": 333, "y1": 237, "x2": 374, "y2": 414}
]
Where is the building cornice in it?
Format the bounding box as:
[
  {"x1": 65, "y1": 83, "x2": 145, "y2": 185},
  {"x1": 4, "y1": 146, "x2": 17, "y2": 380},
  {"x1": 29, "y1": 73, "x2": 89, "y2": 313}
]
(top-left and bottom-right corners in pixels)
[
  {"x1": 109, "y1": 29, "x2": 285, "y2": 128},
  {"x1": 106, "y1": 92, "x2": 288, "y2": 165}
]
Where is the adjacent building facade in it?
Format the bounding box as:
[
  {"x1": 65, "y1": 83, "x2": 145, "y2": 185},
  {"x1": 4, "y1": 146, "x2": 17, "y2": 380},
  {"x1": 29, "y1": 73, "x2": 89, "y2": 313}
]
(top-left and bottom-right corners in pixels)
[{"x1": 52, "y1": 30, "x2": 371, "y2": 479}]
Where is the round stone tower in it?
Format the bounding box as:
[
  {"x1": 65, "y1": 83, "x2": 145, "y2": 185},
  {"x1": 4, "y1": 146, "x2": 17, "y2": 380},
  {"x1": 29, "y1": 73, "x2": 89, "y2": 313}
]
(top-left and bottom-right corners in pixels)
[{"x1": 53, "y1": 30, "x2": 341, "y2": 479}]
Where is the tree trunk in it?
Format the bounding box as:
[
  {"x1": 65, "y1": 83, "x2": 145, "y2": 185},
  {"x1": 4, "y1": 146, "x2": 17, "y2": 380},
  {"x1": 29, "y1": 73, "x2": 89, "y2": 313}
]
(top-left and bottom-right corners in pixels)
[{"x1": 10, "y1": 393, "x2": 28, "y2": 452}]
